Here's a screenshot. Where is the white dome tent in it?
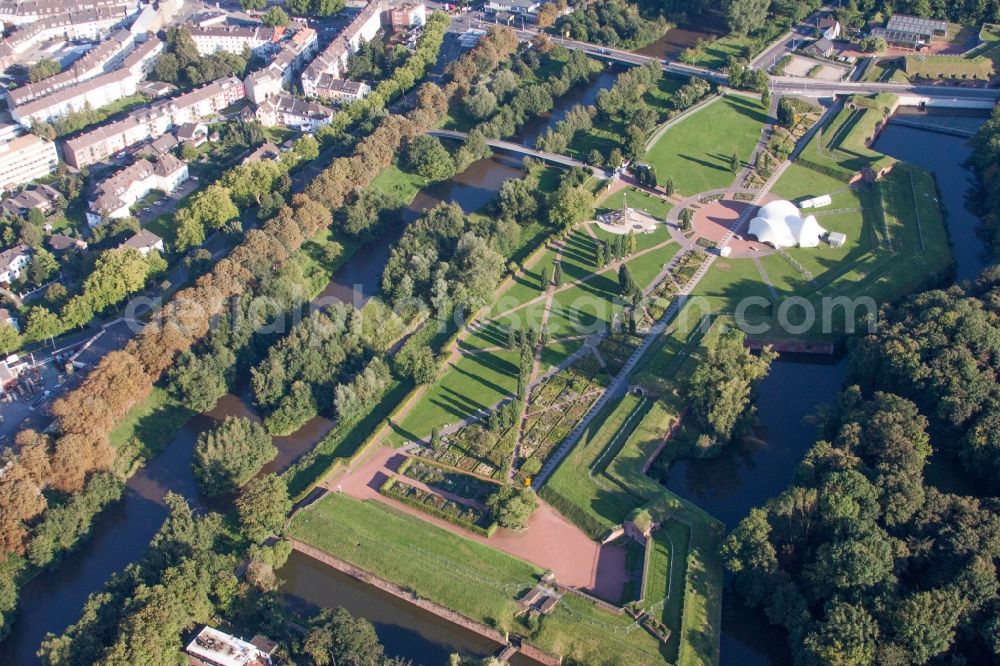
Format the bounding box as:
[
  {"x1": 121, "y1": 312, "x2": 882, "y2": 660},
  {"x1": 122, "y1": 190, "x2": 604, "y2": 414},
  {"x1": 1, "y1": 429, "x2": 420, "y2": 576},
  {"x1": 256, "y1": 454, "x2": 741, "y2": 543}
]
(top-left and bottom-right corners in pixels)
[{"x1": 747, "y1": 200, "x2": 827, "y2": 249}]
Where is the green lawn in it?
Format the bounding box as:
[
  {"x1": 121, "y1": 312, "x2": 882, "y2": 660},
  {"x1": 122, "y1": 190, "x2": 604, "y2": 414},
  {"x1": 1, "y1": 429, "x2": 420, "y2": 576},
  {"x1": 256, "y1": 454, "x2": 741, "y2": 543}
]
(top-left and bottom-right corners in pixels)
[
  {"x1": 644, "y1": 95, "x2": 769, "y2": 196},
  {"x1": 387, "y1": 349, "x2": 521, "y2": 445},
  {"x1": 645, "y1": 521, "x2": 691, "y2": 663},
  {"x1": 678, "y1": 34, "x2": 756, "y2": 70},
  {"x1": 596, "y1": 188, "x2": 672, "y2": 222},
  {"x1": 291, "y1": 493, "x2": 668, "y2": 665},
  {"x1": 108, "y1": 387, "x2": 195, "y2": 460},
  {"x1": 368, "y1": 164, "x2": 430, "y2": 205}
]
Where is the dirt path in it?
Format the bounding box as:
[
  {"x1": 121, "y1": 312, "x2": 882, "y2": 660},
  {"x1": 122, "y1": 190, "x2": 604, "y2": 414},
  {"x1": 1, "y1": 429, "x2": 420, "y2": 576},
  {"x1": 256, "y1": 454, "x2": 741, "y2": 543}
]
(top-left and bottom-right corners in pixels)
[{"x1": 324, "y1": 445, "x2": 627, "y2": 600}]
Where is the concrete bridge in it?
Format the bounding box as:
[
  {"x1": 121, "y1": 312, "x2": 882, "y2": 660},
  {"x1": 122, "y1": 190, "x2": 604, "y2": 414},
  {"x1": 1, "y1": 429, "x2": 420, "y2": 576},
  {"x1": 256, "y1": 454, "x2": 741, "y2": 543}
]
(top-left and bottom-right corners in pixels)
[{"x1": 429, "y1": 129, "x2": 611, "y2": 177}]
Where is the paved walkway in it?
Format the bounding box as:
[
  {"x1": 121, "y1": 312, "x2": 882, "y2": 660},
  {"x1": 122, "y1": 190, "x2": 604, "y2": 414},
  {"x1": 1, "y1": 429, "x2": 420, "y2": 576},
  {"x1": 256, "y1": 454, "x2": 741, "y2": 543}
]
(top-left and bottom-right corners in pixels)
[{"x1": 324, "y1": 445, "x2": 627, "y2": 600}]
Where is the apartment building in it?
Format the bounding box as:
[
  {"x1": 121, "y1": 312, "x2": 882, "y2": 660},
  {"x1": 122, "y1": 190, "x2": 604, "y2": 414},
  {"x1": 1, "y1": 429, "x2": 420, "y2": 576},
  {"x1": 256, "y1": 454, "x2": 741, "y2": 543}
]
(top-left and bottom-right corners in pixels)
[
  {"x1": 6, "y1": 30, "x2": 134, "y2": 107},
  {"x1": 87, "y1": 153, "x2": 188, "y2": 225},
  {"x1": 121, "y1": 34, "x2": 164, "y2": 77},
  {"x1": 11, "y1": 68, "x2": 137, "y2": 126},
  {"x1": 244, "y1": 26, "x2": 318, "y2": 104},
  {"x1": 63, "y1": 76, "x2": 245, "y2": 168},
  {"x1": 307, "y1": 75, "x2": 371, "y2": 102},
  {"x1": 188, "y1": 24, "x2": 282, "y2": 58},
  {"x1": 0, "y1": 134, "x2": 58, "y2": 189},
  {"x1": 390, "y1": 2, "x2": 426, "y2": 29},
  {"x1": 0, "y1": 0, "x2": 137, "y2": 27},
  {"x1": 0, "y1": 6, "x2": 138, "y2": 67},
  {"x1": 301, "y1": 0, "x2": 385, "y2": 97},
  {"x1": 255, "y1": 93, "x2": 334, "y2": 131}
]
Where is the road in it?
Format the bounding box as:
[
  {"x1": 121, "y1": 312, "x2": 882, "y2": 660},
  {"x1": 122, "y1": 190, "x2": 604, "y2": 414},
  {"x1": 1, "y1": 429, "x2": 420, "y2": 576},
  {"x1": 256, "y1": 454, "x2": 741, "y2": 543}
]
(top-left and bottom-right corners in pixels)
[{"x1": 450, "y1": 12, "x2": 1000, "y2": 102}]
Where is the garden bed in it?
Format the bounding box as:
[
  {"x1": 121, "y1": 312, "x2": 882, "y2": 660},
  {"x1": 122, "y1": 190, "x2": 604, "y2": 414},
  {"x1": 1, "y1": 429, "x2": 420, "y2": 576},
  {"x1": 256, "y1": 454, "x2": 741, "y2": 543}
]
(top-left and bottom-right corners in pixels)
[
  {"x1": 400, "y1": 457, "x2": 500, "y2": 504},
  {"x1": 380, "y1": 476, "x2": 498, "y2": 537}
]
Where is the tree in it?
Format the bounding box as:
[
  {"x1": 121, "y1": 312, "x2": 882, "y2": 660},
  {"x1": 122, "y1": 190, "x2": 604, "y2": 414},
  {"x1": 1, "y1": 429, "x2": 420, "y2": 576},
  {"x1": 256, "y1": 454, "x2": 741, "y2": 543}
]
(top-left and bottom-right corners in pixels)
[
  {"x1": 588, "y1": 149, "x2": 604, "y2": 166},
  {"x1": 28, "y1": 57, "x2": 61, "y2": 83},
  {"x1": 395, "y1": 344, "x2": 438, "y2": 384},
  {"x1": 761, "y1": 87, "x2": 771, "y2": 108},
  {"x1": 285, "y1": 0, "x2": 311, "y2": 15},
  {"x1": 261, "y1": 6, "x2": 289, "y2": 26},
  {"x1": 777, "y1": 98, "x2": 800, "y2": 129},
  {"x1": 680, "y1": 208, "x2": 693, "y2": 231},
  {"x1": 892, "y1": 589, "x2": 963, "y2": 664},
  {"x1": 174, "y1": 210, "x2": 206, "y2": 252},
  {"x1": 541, "y1": 264, "x2": 551, "y2": 288},
  {"x1": 859, "y1": 36, "x2": 887, "y2": 53},
  {"x1": 236, "y1": 473, "x2": 291, "y2": 542},
  {"x1": 552, "y1": 262, "x2": 562, "y2": 287},
  {"x1": 548, "y1": 184, "x2": 593, "y2": 229},
  {"x1": 169, "y1": 351, "x2": 229, "y2": 413},
  {"x1": 0, "y1": 322, "x2": 20, "y2": 355},
  {"x1": 730, "y1": 151, "x2": 741, "y2": 173},
  {"x1": 803, "y1": 600, "x2": 879, "y2": 666},
  {"x1": 618, "y1": 264, "x2": 641, "y2": 303},
  {"x1": 725, "y1": 0, "x2": 770, "y2": 35},
  {"x1": 192, "y1": 416, "x2": 277, "y2": 496},
  {"x1": 405, "y1": 135, "x2": 455, "y2": 181},
  {"x1": 23, "y1": 306, "x2": 61, "y2": 345},
  {"x1": 465, "y1": 87, "x2": 497, "y2": 120},
  {"x1": 486, "y1": 485, "x2": 537, "y2": 530},
  {"x1": 688, "y1": 327, "x2": 775, "y2": 443},
  {"x1": 303, "y1": 607, "x2": 384, "y2": 666}
]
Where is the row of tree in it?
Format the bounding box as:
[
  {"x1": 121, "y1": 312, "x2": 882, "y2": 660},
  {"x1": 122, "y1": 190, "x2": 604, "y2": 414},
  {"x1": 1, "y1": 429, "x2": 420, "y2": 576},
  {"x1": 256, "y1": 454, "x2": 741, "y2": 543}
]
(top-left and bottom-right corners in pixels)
[{"x1": 553, "y1": 0, "x2": 670, "y2": 50}]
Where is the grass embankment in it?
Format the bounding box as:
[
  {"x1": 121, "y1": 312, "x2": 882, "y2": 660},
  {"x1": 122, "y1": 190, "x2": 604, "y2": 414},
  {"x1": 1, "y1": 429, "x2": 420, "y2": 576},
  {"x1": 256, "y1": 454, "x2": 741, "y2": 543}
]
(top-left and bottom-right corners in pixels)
[
  {"x1": 644, "y1": 95, "x2": 768, "y2": 196},
  {"x1": 290, "y1": 492, "x2": 669, "y2": 665}
]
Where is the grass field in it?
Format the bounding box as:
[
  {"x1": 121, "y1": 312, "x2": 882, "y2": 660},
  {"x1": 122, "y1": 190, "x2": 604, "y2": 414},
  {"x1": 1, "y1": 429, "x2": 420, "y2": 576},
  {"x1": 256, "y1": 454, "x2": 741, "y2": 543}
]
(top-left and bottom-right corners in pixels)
[
  {"x1": 596, "y1": 187, "x2": 672, "y2": 221},
  {"x1": 108, "y1": 387, "x2": 195, "y2": 460},
  {"x1": 644, "y1": 95, "x2": 769, "y2": 196},
  {"x1": 678, "y1": 34, "x2": 756, "y2": 70},
  {"x1": 291, "y1": 493, "x2": 669, "y2": 665},
  {"x1": 387, "y1": 349, "x2": 521, "y2": 445}
]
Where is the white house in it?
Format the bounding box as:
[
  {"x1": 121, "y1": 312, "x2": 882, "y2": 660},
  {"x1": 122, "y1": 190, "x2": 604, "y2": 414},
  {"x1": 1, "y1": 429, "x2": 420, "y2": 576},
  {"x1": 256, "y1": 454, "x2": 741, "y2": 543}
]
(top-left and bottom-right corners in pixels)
[
  {"x1": 185, "y1": 626, "x2": 276, "y2": 666},
  {"x1": 0, "y1": 244, "x2": 31, "y2": 283},
  {"x1": 187, "y1": 25, "x2": 281, "y2": 58},
  {"x1": 0, "y1": 134, "x2": 58, "y2": 190},
  {"x1": 486, "y1": 0, "x2": 540, "y2": 15},
  {"x1": 255, "y1": 94, "x2": 334, "y2": 131},
  {"x1": 87, "y1": 154, "x2": 188, "y2": 226}
]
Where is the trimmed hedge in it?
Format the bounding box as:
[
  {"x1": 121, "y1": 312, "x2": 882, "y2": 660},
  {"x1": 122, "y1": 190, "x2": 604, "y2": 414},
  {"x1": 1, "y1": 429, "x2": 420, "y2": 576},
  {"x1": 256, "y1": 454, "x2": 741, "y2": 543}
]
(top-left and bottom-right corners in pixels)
[{"x1": 380, "y1": 477, "x2": 498, "y2": 538}]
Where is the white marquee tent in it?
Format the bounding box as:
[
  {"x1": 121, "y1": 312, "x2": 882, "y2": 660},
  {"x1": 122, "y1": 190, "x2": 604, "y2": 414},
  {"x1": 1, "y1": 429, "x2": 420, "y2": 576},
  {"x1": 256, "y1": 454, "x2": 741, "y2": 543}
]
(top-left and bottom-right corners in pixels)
[{"x1": 747, "y1": 200, "x2": 827, "y2": 248}]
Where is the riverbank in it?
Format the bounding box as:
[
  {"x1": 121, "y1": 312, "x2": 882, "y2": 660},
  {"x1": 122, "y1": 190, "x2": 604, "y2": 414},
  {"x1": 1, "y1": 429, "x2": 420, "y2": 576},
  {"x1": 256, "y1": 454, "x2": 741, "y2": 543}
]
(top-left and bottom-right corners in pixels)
[{"x1": 289, "y1": 539, "x2": 560, "y2": 666}]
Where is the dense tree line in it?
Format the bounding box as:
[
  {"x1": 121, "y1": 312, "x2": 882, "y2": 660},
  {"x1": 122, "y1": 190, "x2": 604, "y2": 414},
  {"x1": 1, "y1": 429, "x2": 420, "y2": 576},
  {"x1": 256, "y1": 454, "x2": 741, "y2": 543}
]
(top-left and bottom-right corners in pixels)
[
  {"x1": 193, "y1": 416, "x2": 276, "y2": 496},
  {"x1": 970, "y1": 104, "x2": 1000, "y2": 254},
  {"x1": 553, "y1": 0, "x2": 669, "y2": 49},
  {"x1": 723, "y1": 271, "x2": 1000, "y2": 665}
]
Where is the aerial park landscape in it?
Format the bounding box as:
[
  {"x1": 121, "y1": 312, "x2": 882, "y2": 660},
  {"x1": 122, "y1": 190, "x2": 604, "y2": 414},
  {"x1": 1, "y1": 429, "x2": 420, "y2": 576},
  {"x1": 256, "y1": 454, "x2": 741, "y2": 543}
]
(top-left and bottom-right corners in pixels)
[{"x1": 0, "y1": 1, "x2": 997, "y2": 665}]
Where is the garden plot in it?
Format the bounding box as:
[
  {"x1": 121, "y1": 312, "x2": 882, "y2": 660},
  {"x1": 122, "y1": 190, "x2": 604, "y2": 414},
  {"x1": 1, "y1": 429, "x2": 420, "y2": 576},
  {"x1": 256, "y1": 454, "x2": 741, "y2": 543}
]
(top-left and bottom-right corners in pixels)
[
  {"x1": 596, "y1": 333, "x2": 643, "y2": 376},
  {"x1": 402, "y1": 457, "x2": 500, "y2": 504},
  {"x1": 418, "y1": 420, "x2": 516, "y2": 480},
  {"x1": 519, "y1": 353, "x2": 610, "y2": 478}
]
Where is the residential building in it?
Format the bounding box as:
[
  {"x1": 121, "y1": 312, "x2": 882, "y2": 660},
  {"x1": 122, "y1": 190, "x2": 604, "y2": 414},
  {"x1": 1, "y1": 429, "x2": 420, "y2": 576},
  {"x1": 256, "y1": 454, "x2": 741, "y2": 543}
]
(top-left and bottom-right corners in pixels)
[
  {"x1": 47, "y1": 233, "x2": 88, "y2": 253},
  {"x1": 184, "y1": 627, "x2": 275, "y2": 666},
  {"x1": 137, "y1": 80, "x2": 177, "y2": 98},
  {"x1": 188, "y1": 25, "x2": 282, "y2": 58},
  {"x1": 176, "y1": 121, "x2": 208, "y2": 146},
  {"x1": 5, "y1": 29, "x2": 135, "y2": 107},
  {"x1": 255, "y1": 93, "x2": 334, "y2": 131},
  {"x1": 243, "y1": 141, "x2": 281, "y2": 164},
  {"x1": 121, "y1": 35, "x2": 164, "y2": 78},
  {"x1": 11, "y1": 68, "x2": 137, "y2": 127},
  {"x1": 817, "y1": 17, "x2": 841, "y2": 41},
  {"x1": 389, "y1": 2, "x2": 426, "y2": 30},
  {"x1": 0, "y1": 134, "x2": 58, "y2": 189},
  {"x1": 0, "y1": 0, "x2": 137, "y2": 27},
  {"x1": 486, "y1": 0, "x2": 540, "y2": 15},
  {"x1": 309, "y1": 76, "x2": 370, "y2": 102},
  {"x1": 0, "y1": 183, "x2": 62, "y2": 219},
  {"x1": 63, "y1": 76, "x2": 245, "y2": 168},
  {"x1": 0, "y1": 5, "x2": 138, "y2": 68},
  {"x1": 0, "y1": 355, "x2": 28, "y2": 391},
  {"x1": 0, "y1": 244, "x2": 31, "y2": 283},
  {"x1": 87, "y1": 153, "x2": 188, "y2": 225},
  {"x1": 301, "y1": 0, "x2": 385, "y2": 96},
  {"x1": 805, "y1": 37, "x2": 835, "y2": 59},
  {"x1": 0, "y1": 309, "x2": 18, "y2": 332},
  {"x1": 870, "y1": 14, "x2": 948, "y2": 50},
  {"x1": 120, "y1": 228, "x2": 163, "y2": 256},
  {"x1": 244, "y1": 26, "x2": 318, "y2": 104}
]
